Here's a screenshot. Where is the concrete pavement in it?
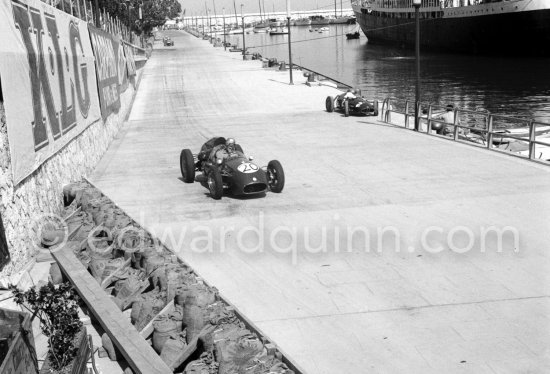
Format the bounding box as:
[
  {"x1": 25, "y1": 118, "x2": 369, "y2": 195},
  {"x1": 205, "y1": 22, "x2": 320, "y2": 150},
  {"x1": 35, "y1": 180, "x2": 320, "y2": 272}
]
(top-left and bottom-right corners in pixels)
[{"x1": 90, "y1": 30, "x2": 550, "y2": 373}]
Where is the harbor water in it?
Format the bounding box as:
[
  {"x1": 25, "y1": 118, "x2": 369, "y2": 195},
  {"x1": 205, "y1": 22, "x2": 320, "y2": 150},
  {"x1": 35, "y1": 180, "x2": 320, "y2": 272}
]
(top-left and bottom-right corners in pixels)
[{"x1": 225, "y1": 24, "x2": 550, "y2": 123}]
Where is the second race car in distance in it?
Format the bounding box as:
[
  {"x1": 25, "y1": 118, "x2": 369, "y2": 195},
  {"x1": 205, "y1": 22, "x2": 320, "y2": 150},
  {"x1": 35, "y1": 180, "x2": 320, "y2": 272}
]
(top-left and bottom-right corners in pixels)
[{"x1": 326, "y1": 89, "x2": 379, "y2": 117}]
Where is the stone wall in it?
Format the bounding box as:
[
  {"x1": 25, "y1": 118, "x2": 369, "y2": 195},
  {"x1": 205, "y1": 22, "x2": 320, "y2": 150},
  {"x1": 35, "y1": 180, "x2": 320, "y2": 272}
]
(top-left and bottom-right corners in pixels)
[{"x1": 0, "y1": 70, "x2": 142, "y2": 278}]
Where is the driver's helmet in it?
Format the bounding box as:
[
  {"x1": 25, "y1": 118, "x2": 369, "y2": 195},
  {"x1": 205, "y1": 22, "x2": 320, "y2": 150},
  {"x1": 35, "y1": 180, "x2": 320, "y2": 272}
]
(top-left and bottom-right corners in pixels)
[{"x1": 226, "y1": 138, "x2": 236, "y2": 152}]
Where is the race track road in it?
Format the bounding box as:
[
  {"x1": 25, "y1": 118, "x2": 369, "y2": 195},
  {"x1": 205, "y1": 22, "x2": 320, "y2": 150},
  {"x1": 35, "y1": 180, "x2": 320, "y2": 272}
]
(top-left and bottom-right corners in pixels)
[{"x1": 91, "y1": 30, "x2": 550, "y2": 374}]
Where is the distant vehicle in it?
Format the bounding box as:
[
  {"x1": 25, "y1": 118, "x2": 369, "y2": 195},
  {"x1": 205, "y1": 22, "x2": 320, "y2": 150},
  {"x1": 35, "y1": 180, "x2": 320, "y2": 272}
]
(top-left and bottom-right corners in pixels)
[
  {"x1": 325, "y1": 92, "x2": 379, "y2": 117},
  {"x1": 163, "y1": 37, "x2": 174, "y2": 46},
  {"x1": 179, "y1": 137, "x2": 285, "y2": 200}
]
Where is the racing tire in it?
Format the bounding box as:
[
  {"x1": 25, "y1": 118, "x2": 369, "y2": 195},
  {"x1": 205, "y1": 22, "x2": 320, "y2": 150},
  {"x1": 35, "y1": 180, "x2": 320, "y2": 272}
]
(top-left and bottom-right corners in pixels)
[
  {"x1": 344, "y1": 101, "x2": 350, "y2": 117},
  {"x1": 326, "y1": 96, "x2": 334, "y2": 113},
  {"x1": 373, "y1": 100, "x2": 379, "y2": 116},
  {"x1": 207, "y1": 166, "x2": 223, "y2": 200},
  {"x1": 180, "y1": 149, "x2": 195, "y2": 183},
  {"x1": 267, "y1": 160, "x2": 285, "y2": 193}
]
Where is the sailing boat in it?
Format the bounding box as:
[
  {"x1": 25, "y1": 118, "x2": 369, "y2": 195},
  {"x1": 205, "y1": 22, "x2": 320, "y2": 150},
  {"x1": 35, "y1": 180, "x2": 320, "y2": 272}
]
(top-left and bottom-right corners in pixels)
[
  {"x1": 254, "y1": 0, "x2": 270, "y2": 32},
  {"x1": 331, "y1": 0, "x2": 353, "y2": 24}
]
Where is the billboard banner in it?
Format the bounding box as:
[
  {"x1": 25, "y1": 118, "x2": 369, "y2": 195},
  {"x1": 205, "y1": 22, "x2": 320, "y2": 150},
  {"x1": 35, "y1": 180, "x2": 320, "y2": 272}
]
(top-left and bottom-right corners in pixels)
[
  {"x1": 88, "y1": 25, "x2": 123, "y2": 120},
  {"x1": 123, "y1": 42, "x2": 137, "y2": 78},
  {"x1": 0, "y1": 0, "x2": 101, "y2": 185}
]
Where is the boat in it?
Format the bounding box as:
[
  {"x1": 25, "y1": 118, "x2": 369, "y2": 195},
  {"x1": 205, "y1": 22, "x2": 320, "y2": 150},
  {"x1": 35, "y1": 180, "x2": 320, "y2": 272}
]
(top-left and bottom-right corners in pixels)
[
  {"x1": 254, "y1": 0, "x2": 271, "y2": 33},
  {"x1": 309, "y1": 15, "x2": 330, "y2": 25},
  {"x1": 269, "y1": 27, "x2": 289, "y2": 35},
  {"x1": 351, "y1": 0, "x2": 550, "y2": 55},
  {"x1": 330, "y1": 16, "x2": 355, "y2": 24},
  {"x1": 318, "y1": 27, "x2": 329, "y2": 32},
  {"x1": 346, "y1": 31, "x2": 360, "y2": 39},
  {"x1": 491, "y1": 125, "x2": 550, "y2": 144},
  {"x1": 294, "y1": 17, "x2": 312, "y2": 26},
  {"x1": 269, "y1": 18, "x2": 282, "y2": 27},
  {"x1": 253, "y1": 26, "x2": 270, "y2": 33}
]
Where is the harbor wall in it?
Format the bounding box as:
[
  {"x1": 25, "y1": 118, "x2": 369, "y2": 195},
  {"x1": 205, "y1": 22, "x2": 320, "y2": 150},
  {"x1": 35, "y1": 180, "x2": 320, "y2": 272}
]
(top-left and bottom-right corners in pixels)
[{"x1": 0, "y1": 0, "x2": 144, "y2": 280}]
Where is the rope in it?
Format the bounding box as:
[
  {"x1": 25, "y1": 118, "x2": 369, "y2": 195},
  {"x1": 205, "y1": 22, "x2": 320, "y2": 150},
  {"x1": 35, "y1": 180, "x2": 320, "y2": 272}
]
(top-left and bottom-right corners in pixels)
[{"x1": 245, "y1": 17, "x2": 435, "y2": 49}]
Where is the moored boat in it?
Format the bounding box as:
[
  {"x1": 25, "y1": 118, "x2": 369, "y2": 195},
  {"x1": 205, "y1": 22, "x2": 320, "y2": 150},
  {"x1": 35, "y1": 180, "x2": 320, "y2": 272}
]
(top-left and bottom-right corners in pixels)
[
  {"x1": 294, "y1": 17, "x2": 312, "y2": 26},
  {"x1": 309, "y1": 15, "x2": 330, "y2": 25},
  {"x1": 269, "y1": 18, "x2": 282, "y2": 27},
  {"x1": 352, "y1": 0, "x2": 550, "y2": 55},
  {"x1": 269, "y1": 27, "x2": 289, "y2": 35}
]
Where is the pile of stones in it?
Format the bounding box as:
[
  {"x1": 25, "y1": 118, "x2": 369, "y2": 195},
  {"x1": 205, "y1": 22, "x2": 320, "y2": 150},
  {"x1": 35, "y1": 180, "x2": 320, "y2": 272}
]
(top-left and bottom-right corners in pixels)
[{"x1": 48, "y1": 181, "x2": 295, "y2": 374}]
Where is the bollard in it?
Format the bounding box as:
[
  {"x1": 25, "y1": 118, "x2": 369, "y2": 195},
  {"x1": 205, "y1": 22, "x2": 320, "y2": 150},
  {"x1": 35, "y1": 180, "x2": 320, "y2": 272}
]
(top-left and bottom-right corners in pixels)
[{"x1": 279, "y1": 61, "x2": 286, "y2": 71}]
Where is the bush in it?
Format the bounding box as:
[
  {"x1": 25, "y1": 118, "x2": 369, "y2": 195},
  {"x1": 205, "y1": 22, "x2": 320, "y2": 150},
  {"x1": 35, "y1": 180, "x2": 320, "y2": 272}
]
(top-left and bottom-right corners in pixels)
[{"x1": 11, "y1": 282, "x2": 83, "y2": 370}]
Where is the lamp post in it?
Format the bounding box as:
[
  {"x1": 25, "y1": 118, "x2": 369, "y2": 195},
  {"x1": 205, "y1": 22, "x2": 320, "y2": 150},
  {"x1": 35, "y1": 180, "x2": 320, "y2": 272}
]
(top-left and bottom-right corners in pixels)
[
  {"x1": 413, "y1": 0, "x2": 421, "y2": 131},
  {"x1": 125, "y1": 0, "x2": 132, "y2": 42},
  {"x1": 241, "y1": 4, "x2": 246, "y2": 60},
  {"x1": 222, "y1": 7, "x2": 227, "y2": 50},
  {"x1": 286, "y1": 0, "x2": 293, "y2": 84}
]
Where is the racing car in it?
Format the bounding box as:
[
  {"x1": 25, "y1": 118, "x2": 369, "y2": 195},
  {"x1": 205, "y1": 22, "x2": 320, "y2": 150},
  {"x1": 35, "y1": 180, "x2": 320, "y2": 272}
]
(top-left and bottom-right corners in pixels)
[
  {"x1": 163, "y1": 37, "x2": 174, "y2": 46},
  {"x1": 325, "y1": 92, "x2": 379, "y2": 117},
  {"x1": 179, "y1": 137, "x2": 285, "y2": 200}
]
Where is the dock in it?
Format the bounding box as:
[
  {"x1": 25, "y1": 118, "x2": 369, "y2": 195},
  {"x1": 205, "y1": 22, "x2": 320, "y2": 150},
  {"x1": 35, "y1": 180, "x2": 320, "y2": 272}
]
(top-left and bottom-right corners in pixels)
[{"x1": 90, "y1": 30, "x2": 550, "y2": 373}]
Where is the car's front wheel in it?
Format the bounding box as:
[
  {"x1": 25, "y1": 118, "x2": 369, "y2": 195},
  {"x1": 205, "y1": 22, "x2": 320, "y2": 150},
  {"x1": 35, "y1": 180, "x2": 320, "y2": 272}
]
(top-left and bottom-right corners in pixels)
[
  {"x1": 207, "y1": 166, "x2": 223, "y2": 199},
  {"x1": 326, "y1": 96, "x2": 334, "y2": 112},
  {"x1": 180, "y1": 149, "x2": 195, "y2": 183},
  {"x1": 267, "y1": 160, "x2": 285, "y2": 193}
]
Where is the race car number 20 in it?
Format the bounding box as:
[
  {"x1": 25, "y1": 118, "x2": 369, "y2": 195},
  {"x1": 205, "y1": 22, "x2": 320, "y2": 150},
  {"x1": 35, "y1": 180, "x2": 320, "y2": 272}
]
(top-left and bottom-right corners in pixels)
[{"x1": 237, "y1": 163, "x2": 259, "y2": 173}]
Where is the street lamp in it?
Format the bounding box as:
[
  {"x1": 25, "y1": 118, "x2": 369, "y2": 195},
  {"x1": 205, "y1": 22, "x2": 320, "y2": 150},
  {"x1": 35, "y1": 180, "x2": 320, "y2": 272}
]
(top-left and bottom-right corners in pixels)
[
  {"x1": 241, "y1": 4, "x2": 246, "y2": 60},
  {"x1": 286, "y1": 0, "x2": 293, "y2": 84},
  {"x1": 222, "y1": 8, "x2": 226, "y2": 51},
  {"x1": 413, "y1": 0, "x2": 421, "y2": 131}
]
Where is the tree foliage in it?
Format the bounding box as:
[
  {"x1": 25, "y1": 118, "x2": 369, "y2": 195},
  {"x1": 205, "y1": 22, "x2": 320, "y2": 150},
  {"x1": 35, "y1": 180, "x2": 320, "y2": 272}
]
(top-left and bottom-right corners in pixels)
[
  {"x1": 97, "y1": 0, "x2": 182, "y2": 35},
  {"x1": 11, "y1": 282, "x2": 83, "y2": 370}
]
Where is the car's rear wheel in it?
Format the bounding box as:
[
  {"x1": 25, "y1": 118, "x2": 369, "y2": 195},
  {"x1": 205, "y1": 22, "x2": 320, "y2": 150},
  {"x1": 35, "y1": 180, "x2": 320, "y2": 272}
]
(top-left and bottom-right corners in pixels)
[
  {"x1": 326, "y1": 96, "x2": 334, "y2": 113},
  {"x1": 373, "y1": 100, "x2": 379, "y2": 116},
  {"x1": 180, "y1": 149, "x2": 195, "y2": 183},
  {"x1": 207, "y1": 166, "x2": 223, "y2": 199},
  {"x1": 344, "y1": 101, "x2": 350, "y2": 117},
  {"x1": 267, "y1": 160, "x2": 285, "y2": 193}
]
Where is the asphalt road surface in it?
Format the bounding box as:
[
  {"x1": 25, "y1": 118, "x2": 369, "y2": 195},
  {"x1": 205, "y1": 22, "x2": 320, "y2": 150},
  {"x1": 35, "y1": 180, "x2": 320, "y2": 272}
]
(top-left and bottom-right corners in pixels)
[{"x1": 91, "y1": 30, "x2": 550, "y2": 374}]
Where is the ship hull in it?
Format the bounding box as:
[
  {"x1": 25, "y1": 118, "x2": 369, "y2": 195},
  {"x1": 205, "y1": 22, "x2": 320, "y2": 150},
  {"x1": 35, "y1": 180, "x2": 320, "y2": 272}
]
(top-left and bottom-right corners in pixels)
[{"x1": 353, "y1": 2, "x2": 550, "y2": 55}]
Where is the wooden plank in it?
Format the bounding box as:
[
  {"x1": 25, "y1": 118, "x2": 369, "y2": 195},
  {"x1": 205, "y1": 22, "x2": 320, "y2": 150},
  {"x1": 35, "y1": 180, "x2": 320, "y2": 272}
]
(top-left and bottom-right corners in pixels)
[
  {"x1": 167, "y1": 324, "x2": 215, "y2": 371},
  {"x1": 139, "y1": 300, "x2": 175, "y2": 339},
  {"x1": 63, "y1": 206, "x2": 82, "y2": 222},
  {"x1": 100, "y1": 258, "x2": 131, "y2": 289},
  {"x1": 52, "y1": 245, "x2": 171, "y2": 374}
]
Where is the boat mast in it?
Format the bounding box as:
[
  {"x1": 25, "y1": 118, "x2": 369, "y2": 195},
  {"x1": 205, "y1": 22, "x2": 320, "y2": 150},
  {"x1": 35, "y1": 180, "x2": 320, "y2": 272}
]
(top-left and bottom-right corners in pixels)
[
  {"x1": 258, "y1": 0, "x2": 263, "y2": 22},
  {"x1": 212, "y1": 0, "x2": 217, "y2": 27},
  {"x1": 341, "y1": 0, "x2": 343, "y2": 17},
  {"x1": 233, "y1": 0, "x2": 238, "y2": 28},
  {"x1": 334, "y1": 0, "x2": 337, "y2": 18}
]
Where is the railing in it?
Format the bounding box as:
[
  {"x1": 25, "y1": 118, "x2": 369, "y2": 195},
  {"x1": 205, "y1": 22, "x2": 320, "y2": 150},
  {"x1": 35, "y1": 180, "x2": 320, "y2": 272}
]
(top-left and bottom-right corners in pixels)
[
  {"x1": 381, "y1": 97, "x2": 550, "y2": 164},
  {"x1": 123, "y1": 40, "x2": 150, "y2": 60}
]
